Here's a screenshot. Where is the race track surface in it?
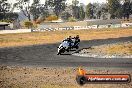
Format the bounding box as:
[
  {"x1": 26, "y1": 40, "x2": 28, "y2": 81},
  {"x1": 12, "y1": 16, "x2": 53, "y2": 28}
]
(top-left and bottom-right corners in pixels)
[{"x1": 0, "y1": 36, "x2": 132, "y2": 70}]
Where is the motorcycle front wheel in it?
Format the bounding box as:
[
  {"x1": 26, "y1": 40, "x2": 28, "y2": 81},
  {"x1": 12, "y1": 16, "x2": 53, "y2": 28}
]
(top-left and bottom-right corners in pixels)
[{"x1": 57, "y1": 48, "x2": 65, "y2": 55}]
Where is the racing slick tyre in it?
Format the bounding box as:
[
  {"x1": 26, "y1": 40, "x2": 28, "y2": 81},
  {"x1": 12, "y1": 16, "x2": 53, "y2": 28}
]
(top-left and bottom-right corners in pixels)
[
  {"x1": 57, "y1": 47, "x2": 65, "y2": 55},
  {"x1": 75, "y1": 46, "x2": 79, "y2": 49}
]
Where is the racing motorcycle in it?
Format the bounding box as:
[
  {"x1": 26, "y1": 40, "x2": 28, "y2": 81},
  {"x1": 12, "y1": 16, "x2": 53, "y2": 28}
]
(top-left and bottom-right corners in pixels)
[
  {"x1": 57, "y1": 40, "x2": 70, "y2": 55},
  {"x1": 57, "y1": 38, "x2": 80, "y2": 55}
]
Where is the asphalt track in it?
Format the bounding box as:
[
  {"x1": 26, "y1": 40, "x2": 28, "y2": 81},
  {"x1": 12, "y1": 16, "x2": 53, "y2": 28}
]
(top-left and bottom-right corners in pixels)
[{"x1": 0, "y1": 37, "x2": 132, "y2": 70}]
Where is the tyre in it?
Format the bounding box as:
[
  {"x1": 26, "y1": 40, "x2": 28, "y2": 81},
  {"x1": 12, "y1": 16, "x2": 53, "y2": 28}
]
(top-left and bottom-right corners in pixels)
[
  {"x1": 57, "y1": 50, "x2": 62, "y2": 55},
  {"x1": 66, "y1": 49, "x2": 69, "y2": 52},
  {"x1": 57, "y1": 52, "x2": 61, "y2": 55},
  {"x1": 75, "y1": 46, "x2": 79, "y2": 49},
  {"x1": 57, "y1": 47, "x2": 65, "y2": 55}
]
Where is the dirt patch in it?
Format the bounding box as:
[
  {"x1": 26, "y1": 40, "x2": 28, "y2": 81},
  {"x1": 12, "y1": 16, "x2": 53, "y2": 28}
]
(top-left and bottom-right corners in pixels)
[
  {"x1": 0, "y1": 66, "x2": 132, "y2": 88},
  {"x1": 73, "y1": 42, "x2": 132, "y2": 58},
  {"x1": 0, "y1": 28, "x2": 132, "y2": 48},
  {"x1": 106, "y1": 42, "x2": 132, "y2": 55}
]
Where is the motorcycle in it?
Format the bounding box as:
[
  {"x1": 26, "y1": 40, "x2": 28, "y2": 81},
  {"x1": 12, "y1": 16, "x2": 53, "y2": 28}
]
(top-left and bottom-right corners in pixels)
[
  {"x1": 57, "y1": 40, "x2": 70, "y2": 55},
  {"x1": 57, "y1": 38, "x2": 80, "y2": 55}
]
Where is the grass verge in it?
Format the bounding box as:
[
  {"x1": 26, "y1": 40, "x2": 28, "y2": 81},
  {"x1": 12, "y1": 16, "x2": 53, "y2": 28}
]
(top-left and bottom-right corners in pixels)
[
  {"x1": 0, "y1": 28, "x2": 132, "y2": 48},
  {"x1": 106, "y1": 42, "x2": 132, "y2": 55}
]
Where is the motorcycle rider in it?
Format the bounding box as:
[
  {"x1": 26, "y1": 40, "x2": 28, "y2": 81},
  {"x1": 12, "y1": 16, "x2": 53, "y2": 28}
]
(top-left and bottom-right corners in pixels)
[
  {"x1": 66, "y1": 36, "x2": 73, "y2": 49},
  {"x1": 61, "y1": 36, "x2": 73, "y2": 50},
  {"x1": 74, "y1": 35, "x2": 80, "y2": 46}
]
